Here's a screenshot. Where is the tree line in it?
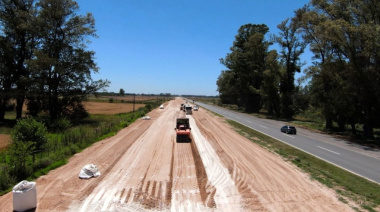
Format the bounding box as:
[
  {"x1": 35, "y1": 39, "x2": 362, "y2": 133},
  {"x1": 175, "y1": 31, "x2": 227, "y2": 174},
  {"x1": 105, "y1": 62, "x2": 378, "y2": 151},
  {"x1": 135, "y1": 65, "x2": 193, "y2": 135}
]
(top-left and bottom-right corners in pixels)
[
  {"x1": 0, "y1": 0, "x2": 109, "y2": 122},
  {"x1": 217, "y1": 0, "x2": 380, "y2": 139}
]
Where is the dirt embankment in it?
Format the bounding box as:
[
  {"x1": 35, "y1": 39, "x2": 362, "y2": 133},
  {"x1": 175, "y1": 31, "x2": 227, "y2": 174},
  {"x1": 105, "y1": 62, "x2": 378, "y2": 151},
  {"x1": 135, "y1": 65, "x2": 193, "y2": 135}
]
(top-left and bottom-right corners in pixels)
[{"x1": 0, "y1": 98, "x2": 353, "y2": 211}]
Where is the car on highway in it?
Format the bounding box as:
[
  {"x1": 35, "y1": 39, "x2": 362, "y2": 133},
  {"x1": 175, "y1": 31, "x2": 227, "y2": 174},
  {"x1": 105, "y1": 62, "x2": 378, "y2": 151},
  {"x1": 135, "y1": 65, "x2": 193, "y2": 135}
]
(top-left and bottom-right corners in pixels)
[{"x1": 281, "y1": 125, "x2": 297, "y2": 134}]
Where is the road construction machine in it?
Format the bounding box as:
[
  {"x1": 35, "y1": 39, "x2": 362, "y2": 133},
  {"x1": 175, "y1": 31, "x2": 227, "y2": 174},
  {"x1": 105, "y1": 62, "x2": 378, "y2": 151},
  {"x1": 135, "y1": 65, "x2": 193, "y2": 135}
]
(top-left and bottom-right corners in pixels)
[
  {"x1": 175, "y1": 118, "x2": 191, "y2": 142},
  {"x1": 185, "y1": 105, "x2": 192, "y2": 115}
]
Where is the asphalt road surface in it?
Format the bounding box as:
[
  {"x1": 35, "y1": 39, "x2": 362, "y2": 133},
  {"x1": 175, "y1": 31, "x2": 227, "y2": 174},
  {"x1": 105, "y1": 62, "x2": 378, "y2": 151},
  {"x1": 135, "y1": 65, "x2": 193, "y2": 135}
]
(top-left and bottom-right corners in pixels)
[{"x1": 194, "y1": 101, "x2": 380, "y2": 184}]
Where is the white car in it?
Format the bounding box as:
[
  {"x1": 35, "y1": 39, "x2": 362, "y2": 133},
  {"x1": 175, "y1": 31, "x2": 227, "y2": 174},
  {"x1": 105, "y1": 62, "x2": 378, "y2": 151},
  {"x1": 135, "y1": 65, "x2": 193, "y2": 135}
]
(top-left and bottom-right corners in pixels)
[{"x1": 160, "y1": 104, "x2": 164, "y2": 109}]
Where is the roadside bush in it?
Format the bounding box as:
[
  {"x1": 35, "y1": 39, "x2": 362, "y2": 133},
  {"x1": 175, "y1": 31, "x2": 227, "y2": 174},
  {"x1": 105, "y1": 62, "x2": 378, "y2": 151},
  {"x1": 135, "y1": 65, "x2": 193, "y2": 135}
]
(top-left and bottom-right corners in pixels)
[
  {"x1": 145, "y1": 103, "x2": 152, "y2": 111},
  {"x1": 8, "y1": 140, "x2": 35, "y2": 180},
  {"x1": 32, "y1": 157, "x2": 53, "y2": 171},
  {"x1": 11, "y1": 117, "x2": 48, "y2": 159},
  {"x1": 0, "y1": 165, "x2": 15, "y2": 192},
  {"x1": 50, "y1": 118, "x2": 71, "y2": 132}
]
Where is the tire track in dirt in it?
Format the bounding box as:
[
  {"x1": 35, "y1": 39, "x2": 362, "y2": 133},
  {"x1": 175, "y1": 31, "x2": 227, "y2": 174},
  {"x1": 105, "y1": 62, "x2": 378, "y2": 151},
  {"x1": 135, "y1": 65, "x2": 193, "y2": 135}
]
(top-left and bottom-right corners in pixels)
[
  {"x1": 189, "y1": 134, "x2": 215, "y2": 208},
  {"x1": 192, "y1": 107, "x2": 354, "y2": 211},
  {"x1": 171, "y1": 140, "x2": 203, "y2": 211},
  {"x1": 69, "y1": 100, "x2": 210, "y2": 211},
  {"x1": 69, "y1": 102, "x2": 177, "y2": 211},
  {"x1": 189, "y1": 115, "x2": 244, "y2": 211}
]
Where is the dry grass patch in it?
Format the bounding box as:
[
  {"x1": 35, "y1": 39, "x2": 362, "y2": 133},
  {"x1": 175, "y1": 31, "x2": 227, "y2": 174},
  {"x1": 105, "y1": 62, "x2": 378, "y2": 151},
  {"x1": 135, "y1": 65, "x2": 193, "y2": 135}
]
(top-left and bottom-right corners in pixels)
[
  {"x1": 84, "y1": 102, "x2": 145, "y2": 115},
  {"x1": 100, "y1": 95, "x2": 162, "y2": 102}
]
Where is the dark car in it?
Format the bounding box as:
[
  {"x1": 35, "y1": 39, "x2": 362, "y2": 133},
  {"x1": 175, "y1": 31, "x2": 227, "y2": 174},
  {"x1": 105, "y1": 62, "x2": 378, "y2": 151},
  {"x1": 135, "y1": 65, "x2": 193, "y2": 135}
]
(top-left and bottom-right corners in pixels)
[{"x1": 281, "y1": 125, "x2": 297, "y2": 134}]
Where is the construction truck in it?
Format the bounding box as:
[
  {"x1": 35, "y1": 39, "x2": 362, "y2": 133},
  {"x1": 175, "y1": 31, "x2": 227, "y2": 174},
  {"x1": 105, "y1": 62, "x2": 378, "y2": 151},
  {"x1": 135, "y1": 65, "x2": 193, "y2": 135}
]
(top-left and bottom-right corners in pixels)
[
  {"x1": 185, "y1": 105, "x2": 192, "y2": 115},
  {"x1": 175, "y1": 118, "x2": 191, "y2": 142}
]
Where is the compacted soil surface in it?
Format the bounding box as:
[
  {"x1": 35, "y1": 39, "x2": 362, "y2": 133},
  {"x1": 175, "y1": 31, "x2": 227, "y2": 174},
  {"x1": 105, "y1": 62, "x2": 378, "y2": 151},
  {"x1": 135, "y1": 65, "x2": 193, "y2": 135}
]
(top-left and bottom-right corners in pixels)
[{"x1": 0, "y1": 98, "x2": 353, "y2": 211}]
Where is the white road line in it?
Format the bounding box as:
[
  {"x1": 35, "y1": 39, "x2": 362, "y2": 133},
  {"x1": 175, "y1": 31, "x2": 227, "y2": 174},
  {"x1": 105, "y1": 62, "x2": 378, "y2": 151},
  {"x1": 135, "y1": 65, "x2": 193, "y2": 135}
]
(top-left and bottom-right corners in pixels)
[
  {"x1": 283, "y1": 134, "x2": 294, "y2": 138},
  {"x1": 318, "y1": 146, "x2": 341, "y2": 155},
  {"x1": 259, "y1": 125, "x2": 268, "y2": 129},
  {"x1": 201, "y1": 104, "x2": 380, "y2": 184}
]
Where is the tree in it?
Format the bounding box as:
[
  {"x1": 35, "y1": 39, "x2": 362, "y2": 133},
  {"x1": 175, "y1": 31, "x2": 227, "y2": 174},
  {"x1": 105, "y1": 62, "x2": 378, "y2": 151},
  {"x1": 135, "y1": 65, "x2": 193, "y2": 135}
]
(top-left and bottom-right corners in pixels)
[
  {"x1": 219, "y1": 24, "x2": 272, "y2": 112},
  {"x1": 0, "y1": 40, "x2": 13, "y2": 120},
  {"x1": 296, "y1": 1, "x2": 380, "y2": 138},
  {"x1": 119, "y1": 88, "x2": 125, "y2": 96},
  {"x1": 216, "y1": 70, "x2": 239, "y2": 105},
  {"x1": 260, "y1": 50, "x2": 281, "y2": 116},
  {"x1": 272, "y1": 18, "x2": 306, "y2": 119},
  {"x1": 10, "y1": 117, "x2": 47, "y2": 179},
  {"x1": 28, "y1": 0, "x2": 109, "y2": 120},
  {"x1": 0, "y1": 0, "x2": 38, "y2": 119}
]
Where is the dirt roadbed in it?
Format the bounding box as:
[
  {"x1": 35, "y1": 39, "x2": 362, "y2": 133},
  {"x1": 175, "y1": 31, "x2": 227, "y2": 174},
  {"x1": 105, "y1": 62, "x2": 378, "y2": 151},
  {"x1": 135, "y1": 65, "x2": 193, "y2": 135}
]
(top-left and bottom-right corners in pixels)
[{"x1": 0, "y1": 98, "x2": 353, "y2": 211}]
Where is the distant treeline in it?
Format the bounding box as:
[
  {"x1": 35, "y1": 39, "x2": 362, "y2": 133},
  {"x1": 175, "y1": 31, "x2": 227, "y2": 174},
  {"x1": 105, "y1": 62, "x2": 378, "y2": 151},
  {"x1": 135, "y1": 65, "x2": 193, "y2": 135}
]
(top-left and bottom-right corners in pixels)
[{"x1": 96, "y1": 91, "x2": 218, "y2": 99}]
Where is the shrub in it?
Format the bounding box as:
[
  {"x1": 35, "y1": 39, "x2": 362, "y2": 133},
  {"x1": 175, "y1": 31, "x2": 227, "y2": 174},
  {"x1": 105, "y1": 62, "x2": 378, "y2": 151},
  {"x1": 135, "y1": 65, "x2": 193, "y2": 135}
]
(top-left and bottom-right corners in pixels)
[
  {"x1": 8, "y1": 141, "x2": 34, "y2": 181},
  {"x1": 10, "y1": 117, "x2": 48, "y2": 178},
  {"x1": 50, "y1": 118, "x2": 71, "y2": 132},
  {"x1": 32, "y1": 157, "x2": 53, "y2": 171},
  {"x1": 0, "y1": 164, "x2": 15, "y2": 192},
  {"x1": 11, "y1": 117, "x2": 48, "y2": 156}
]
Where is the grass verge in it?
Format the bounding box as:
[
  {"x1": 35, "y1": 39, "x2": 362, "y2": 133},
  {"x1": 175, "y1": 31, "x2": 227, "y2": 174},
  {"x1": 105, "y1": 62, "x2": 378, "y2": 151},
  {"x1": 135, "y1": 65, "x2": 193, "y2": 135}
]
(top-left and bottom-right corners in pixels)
[
  {"x1": 0, "y1": 100, "x2": 164, "y2": 195},
  {"x1": 226, "y1": 119, "x2": 380, "y2": 212}
]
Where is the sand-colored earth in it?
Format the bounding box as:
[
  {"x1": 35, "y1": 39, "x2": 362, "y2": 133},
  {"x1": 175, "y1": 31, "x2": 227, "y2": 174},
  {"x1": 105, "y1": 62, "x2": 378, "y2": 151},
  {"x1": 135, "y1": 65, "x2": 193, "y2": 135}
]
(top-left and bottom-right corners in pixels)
[
  {"x1": 102, "y1": 95, "x2": 167, "y2": 102},
  {"x1": 0, "y1": 98, "x2": 353, "y2": 211},
  {"x1": 83, "y1": 102, "x2": 145, "y2": 115},
  {"x1": 0, "y1": 134, "x2": 11, "y2": 151}
]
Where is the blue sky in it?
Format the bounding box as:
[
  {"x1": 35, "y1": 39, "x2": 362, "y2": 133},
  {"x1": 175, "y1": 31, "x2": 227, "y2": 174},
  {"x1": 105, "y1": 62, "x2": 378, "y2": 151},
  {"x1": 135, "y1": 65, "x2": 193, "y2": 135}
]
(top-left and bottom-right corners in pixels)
[{"x1": 76, "y1": 0, "x2": 311, "y2": 96}]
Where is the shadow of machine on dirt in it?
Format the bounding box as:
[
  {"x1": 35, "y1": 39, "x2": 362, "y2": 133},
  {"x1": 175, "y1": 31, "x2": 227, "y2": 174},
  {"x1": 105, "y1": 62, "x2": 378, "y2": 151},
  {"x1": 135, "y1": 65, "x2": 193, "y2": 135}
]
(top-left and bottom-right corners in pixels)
[{"x1": 176, "y1": 136, "x2": 192, "y2": 143}]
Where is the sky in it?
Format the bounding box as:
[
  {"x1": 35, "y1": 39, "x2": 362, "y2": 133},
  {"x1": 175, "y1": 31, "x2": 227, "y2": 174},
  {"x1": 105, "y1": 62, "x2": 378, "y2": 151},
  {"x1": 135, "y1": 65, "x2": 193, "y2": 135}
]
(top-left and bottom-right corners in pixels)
[{"x1": 76, "y1": 0, "x2": 311, "y2": 96}]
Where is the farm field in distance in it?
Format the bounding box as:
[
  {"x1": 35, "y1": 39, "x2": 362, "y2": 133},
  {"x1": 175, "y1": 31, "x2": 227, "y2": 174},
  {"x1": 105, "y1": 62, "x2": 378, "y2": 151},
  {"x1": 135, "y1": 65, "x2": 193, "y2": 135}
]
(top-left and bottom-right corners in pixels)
[
  {"x1": 0, "y1": 97, "x2": 150, "y2": 150},
  {"x1": 83, "y1": 102, "x2": 145, "y2": 115}
]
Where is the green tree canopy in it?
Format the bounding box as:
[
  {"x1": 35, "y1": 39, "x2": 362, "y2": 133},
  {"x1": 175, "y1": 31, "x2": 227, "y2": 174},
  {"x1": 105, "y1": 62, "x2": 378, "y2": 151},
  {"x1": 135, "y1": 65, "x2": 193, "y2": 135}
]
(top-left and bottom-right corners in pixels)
[
  {"x1": 219, "y1": 24, "x2": 272, "y2": 112},
  {"x1": 0, "y1": 0, "x2": 109, "y2": 121},
  {"x1": 296, "y1": 0, "x2": 380, "y2": 138}
]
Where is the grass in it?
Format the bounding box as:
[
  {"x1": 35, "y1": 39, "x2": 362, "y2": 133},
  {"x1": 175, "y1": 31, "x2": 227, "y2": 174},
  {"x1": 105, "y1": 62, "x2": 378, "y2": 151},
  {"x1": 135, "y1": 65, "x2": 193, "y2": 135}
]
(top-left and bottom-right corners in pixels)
[
  {"x1": 202, "y1": 99, "x2": 380, "y2": 147},
  {"x1": 226, "y1": 119, "x2": 380, "y2": 211},
  {"x1": 0, "y1": 100, "x2": 164, "y2": 195}
]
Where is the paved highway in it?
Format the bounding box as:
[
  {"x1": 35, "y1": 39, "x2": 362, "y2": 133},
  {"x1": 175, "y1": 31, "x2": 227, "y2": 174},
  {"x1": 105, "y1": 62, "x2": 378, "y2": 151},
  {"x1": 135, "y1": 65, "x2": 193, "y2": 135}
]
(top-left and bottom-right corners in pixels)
[{"x1": 193, "y1": 101, "x2": 380, "y2": 184}]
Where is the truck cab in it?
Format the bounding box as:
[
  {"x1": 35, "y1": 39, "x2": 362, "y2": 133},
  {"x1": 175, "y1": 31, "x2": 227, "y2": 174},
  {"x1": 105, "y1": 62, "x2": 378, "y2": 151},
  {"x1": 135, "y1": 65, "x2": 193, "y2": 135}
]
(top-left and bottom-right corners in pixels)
[{"x1": 185, "y1": 105, "x2": 192, "y2": 115}]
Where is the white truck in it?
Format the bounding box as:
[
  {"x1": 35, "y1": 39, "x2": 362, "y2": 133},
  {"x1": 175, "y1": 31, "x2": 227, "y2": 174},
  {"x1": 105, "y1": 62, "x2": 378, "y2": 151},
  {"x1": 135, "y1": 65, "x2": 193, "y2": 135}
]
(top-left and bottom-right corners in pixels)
[{"x1": 185, "y1": 105, "x2": 192, "y2": 115}]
